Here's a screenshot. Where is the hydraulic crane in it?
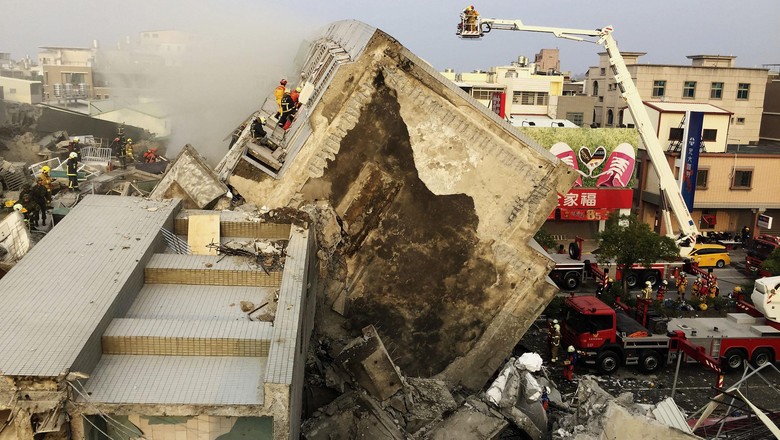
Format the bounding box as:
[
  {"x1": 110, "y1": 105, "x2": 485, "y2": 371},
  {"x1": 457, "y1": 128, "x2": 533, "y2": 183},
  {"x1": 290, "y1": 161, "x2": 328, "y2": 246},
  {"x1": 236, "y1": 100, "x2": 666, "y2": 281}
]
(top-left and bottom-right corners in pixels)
[{"x1": 456, "y1": 13, "x2": 699, "y2": 253}]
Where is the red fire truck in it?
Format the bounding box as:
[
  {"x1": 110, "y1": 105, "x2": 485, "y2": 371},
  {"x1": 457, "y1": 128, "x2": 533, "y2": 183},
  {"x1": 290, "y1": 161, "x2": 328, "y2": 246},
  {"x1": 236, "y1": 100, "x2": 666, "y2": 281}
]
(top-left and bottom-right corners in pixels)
[
  {"x1": 561, "y1": 295, "x2": 780, "y2": 376},
  {"x1": 746, "y1": 234, "x2": 780, "y2": 277}
]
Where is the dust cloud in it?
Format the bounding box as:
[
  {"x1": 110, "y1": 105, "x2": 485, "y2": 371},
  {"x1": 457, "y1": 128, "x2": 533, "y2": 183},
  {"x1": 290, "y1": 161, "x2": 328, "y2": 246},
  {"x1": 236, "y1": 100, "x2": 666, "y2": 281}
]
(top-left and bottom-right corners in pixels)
[{"x1": 97, "y1": 8, "x2": 319, "y2": 164}]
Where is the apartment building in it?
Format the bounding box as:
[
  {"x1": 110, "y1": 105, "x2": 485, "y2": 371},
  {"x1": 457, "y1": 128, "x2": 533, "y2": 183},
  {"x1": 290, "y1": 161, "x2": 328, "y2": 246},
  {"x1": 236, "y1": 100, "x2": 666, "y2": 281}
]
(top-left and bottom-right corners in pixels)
[
  {"x1": 38, "y1": 46, "x2": 97, "y2": 102},
  {"x1": 0, "y1": 76, "x2": 42, "y2": 104},
  {"x1": 586, "y1": 53, "x2": 768, "y2": 144}
]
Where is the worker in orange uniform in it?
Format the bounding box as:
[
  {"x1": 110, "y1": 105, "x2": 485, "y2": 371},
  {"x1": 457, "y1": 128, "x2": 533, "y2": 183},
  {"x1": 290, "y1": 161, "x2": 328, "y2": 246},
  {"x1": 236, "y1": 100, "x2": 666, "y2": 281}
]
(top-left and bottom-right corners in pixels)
[
  {"x1": 562, "y1": 346, "x2": 577, "y2": 381},
  {"x1": 39, "y1": 166, "x2": 54, "y2": 195},
  {"x1": 676, "y1": 272, "x2": 687, "y2": 301},
  {"x1": 274, "y1": 79, "x2": 287, "y2": 119}
]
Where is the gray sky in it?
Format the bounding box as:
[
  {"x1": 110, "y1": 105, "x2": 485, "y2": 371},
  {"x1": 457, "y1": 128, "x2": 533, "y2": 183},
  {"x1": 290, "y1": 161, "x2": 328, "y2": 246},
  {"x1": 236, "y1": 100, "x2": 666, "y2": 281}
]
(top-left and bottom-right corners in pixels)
[
  {"x1": 3, "y1": 0, "x2": 778, "y2": 163},
  {"x1": 3, "y1": 0, "x2": 779, "y2": 74}
]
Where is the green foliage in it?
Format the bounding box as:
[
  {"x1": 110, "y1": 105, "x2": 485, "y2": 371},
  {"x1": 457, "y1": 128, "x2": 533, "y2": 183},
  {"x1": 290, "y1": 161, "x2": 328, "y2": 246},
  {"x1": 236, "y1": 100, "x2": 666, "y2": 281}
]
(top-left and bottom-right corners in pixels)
[
  {"x1": 761, "y1": 247, "x2": 780, "y2": 276},
  {"x1": 534, "y1": 229, "x2": 558, "y2": 251},
  {"x1": 597, "y1": 213, "x2": 679, "y2": 290}
]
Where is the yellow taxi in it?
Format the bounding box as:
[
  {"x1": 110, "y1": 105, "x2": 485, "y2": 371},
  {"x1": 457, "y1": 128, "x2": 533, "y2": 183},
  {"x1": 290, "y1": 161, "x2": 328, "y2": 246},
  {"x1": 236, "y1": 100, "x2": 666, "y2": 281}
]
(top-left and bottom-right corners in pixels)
[{"x1": 687, "y1": 244, "x2": 731, "y2": 268}]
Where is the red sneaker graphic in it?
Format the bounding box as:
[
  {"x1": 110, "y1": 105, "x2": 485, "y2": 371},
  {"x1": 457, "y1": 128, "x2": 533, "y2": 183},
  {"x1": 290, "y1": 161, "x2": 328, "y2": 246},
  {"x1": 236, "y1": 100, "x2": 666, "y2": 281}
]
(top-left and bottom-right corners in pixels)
[
  {"x1": 550, "y1": 142, "x2": 582, "y2": 187},
  {"x1": 596, "y1": 143, "x2": 636, "y2": 187}
]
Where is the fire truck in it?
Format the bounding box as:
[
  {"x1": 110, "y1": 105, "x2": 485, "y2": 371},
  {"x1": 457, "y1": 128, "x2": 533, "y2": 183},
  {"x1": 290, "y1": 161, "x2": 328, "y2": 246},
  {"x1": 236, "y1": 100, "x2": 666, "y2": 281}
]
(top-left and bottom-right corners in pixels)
[
  {"x1": 561, "y1": 293, "x2": 780, "y2": 376},
  {"x1": 548, "y1": 240, "x2": 680, "y2": 290},
  {"x1": 746, "y1": 234, "x2": 780, "y2": 277}
]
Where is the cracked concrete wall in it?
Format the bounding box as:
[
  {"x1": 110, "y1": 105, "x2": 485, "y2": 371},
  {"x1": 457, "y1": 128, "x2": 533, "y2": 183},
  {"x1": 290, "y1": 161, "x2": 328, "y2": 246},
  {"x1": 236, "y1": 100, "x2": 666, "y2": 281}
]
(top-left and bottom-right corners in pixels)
[{"x1": 229, "y1": 24, "x2": 575, "y2": 390}]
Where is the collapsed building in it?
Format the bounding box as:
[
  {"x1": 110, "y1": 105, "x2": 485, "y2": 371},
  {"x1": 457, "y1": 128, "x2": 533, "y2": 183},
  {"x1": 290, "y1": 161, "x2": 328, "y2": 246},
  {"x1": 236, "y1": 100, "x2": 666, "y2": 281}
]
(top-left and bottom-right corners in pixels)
[
  {"x1": 0, "y1": 19, "x2": 578, "y2": 440},
  {"x1": 0, "y1": 196, "x2": 316, "y2": 439},
  {"x1": 221, "y1": 20, "x2": 575, "y2": 391}
]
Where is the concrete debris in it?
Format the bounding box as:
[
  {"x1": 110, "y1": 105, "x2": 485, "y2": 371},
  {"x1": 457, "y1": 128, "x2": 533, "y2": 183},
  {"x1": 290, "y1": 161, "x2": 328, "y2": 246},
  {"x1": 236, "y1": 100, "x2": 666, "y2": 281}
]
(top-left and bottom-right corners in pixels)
[
  {"x1": 0, "y1": 211, "x2": 31, "y2": 273},
  {"x1": 424, "y1": 397, "x2": 508, "y2": 440},
  {"x1": 403, "y1": 378, "x2": 458, "y2": 433},
  {"x1": 302, "y1": 391, "x2": 406, "y2": 440},
  {"x1": 335, "y1": 325, "x2": 403, "y2": 402},
  {"x1": 553, "y1": 377, "x2": 700, "y2": 440},
  {"x1": 239, "y1": 301, "x2": 255, "y2": 312},
  {"x1": 149, "y1": 144, "x2": 228, "y2": 209}
]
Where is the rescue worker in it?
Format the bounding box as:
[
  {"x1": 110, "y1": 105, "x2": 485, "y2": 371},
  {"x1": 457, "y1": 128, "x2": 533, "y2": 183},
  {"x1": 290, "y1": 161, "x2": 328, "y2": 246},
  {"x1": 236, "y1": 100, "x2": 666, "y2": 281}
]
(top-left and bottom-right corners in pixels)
[
  {"x1": 730, "y1": 286, "x2": 742, "y2": 300},
  {"x1": 676, "y1": 272, "x2": 688, "y2": 301},
  {"x1": 692, "y1": 276, "x2": 702, "y2": 298},
  {"x1": 66, "y1": 151, "x2": 79, "y2": 191},
  {"x1": 562, "y1": 346, "x2": 577, "y2": 381},
  {"x1": 741, "y1": 226, "x2": 750, "y2": 243},
  {"x1": 252, "y1": 116, "x2": 267, "y2": 139},
  {"x1": 144, "y1": 148, "x2": 159, "y2": 163},
  {"x1": 290, "y1": 86, "x2": 301, "y2": 108},
  {"x1": 18, "y1": 183, "x2": 31, "y2": 205},
  {"x1": 31, "y1": 178, "x2": 50, "y2": 226},
  {"x1": 462, "y1": 5, "x2": 479, "y2": 32},
  {"x1": 656, "y1": 280, "x2": 668, "y2": 301},
  {"x1": 119, "y1": 138, "x2": 133, "y2": 169},
  {"x1": 550, "y1": 322, "x2": 561, "y2": 362},
  {"x1": 707, "y1": 279, "x2": 719, "y2": 299},
  {"x1": 596, "y1": 276, "x2": 613, "y2": 297},
  {"x1": 39, "y1": 166, "x2": 54, "y2": 195},
  {"x1": 540, "y1": 387, "x2": 550, "y2": 412},
  {"x1": 69, "y1": 137, "x2": 82, "y2": 160},
  {"x1": 274, "y1": 79, "x2": 287, "y2": 118},
  {"x1": 278, "y1": 91, "x2": 296, "y2": 129},
  {"x1": 125, "y1": 139, "x2": 135, "y2": 167},
  {"x1": 21, "y1": 192, "x2": 38, "y2": 227},
  {"x1": 641, "y1": 280, "x2": 653, "y2": 300}
]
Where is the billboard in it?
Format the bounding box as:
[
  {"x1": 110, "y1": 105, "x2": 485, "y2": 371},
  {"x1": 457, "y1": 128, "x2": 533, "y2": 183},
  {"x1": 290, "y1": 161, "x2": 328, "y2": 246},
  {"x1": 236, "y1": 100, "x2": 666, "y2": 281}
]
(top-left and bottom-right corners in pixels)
[
  {"x1": 679, "y1": 111, "x2": 703, "y2": 212},
  {"x1": 519, "y1": 128, "x2": 639, "y2": 221}
]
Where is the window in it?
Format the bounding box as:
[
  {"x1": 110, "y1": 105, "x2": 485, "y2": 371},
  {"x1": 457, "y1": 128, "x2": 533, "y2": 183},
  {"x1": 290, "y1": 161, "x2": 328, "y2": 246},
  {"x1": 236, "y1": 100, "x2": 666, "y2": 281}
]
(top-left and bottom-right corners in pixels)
[
  {"x1": 592, "y1": 81, "x2": 599, "y2": 96},
  {"x1": 710, "y1": 82, "x2": 723, "y2": 99},
  {"x1": 736, "y1": 117, "x2": 745, "y2": 125},
  {"x1": 512, "y1": 91, "x2": 548, "y2": 106},
  {"x1": 683, "y1": 81, "x2": 696, "y2": 98},
  {"x1": 731, "y1": 168, "x2": 753, "y2": 189},
  {"x1": 652, "y1": 80, "x2": 666, "y2": 97},
  {"x1": 9, "y1": 88, "x2": 16, "y2": 94},
  {"x1": 566, "y1": 112, "x2": 584, "y2": 126},
  {"x1": 702, "y1": 129, "x2": 717, "y2": 142},
  {"x1": 472, "y1": 87, "x2": 502, "y2": 100},
  {"x1": 696, "y1": 169, "x2": 709, "y2": 189},
  {"x1": 668, "y1": 127, "x2": 684, "y2": 141},
  {"x1": 607, "y1": 109, "x2": 614, "y2": 126},
  {"x1": 600, "y1": 68, "x2": 606, "y2": 76},
  {"x1": 737, "y1": 83, "x2": 750, "y2": 100}
]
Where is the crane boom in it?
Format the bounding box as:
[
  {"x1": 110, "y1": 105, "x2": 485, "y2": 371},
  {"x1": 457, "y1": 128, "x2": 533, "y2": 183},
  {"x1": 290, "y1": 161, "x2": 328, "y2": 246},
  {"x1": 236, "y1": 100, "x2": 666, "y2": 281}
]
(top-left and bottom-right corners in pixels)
[{"x1": 457, "y1": 15, "x2": 699, "y2": 251}]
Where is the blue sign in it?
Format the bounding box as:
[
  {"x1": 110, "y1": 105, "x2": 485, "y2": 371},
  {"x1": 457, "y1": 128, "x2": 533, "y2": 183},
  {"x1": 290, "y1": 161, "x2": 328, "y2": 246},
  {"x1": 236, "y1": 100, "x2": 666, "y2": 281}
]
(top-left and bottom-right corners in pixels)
[{"x1": 681, "y1": 111, "x2": 703, "y2": 212}]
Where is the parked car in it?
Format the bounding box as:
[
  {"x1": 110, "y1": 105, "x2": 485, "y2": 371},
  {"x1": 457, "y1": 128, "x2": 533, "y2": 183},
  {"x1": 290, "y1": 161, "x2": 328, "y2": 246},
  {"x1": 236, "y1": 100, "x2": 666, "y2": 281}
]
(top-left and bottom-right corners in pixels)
[{"x1": 686, "y1": 244, "x2": 730, "y2": 268}]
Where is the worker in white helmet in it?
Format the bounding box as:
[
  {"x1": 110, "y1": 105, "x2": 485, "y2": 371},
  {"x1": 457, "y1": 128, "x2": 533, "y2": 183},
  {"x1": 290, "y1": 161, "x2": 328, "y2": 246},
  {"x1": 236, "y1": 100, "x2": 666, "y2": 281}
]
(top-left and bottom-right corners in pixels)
[
  {"x1": 66, "y1": 151, "x2": 79, "y2": 191},
  {"x1": 642, "y1": 280, "x2": 653, "y2": 300}
]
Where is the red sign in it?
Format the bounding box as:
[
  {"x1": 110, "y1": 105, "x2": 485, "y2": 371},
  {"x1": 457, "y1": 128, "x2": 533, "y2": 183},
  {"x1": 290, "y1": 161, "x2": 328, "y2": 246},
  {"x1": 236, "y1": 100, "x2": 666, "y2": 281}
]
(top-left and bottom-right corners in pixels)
[
  {"x1": 548, "y1": 188, "x2": 633, "y2": 221},
  {"x1": 491, "y1": 92, "x2": 506, "y2": 118}
]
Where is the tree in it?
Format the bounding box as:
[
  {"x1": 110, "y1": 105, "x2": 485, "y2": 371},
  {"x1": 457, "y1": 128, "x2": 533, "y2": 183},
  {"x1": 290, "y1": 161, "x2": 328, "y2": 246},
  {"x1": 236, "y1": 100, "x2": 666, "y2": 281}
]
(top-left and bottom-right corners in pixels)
[
  {"x1": 596, "y1": 213, "x2": 679, "y2": 293},
  {"x1": 761, "y1": 247, "x2": 780, "y2": 276},
  {"x1": 534, "y1": 229, "x2": 557, "y2": 252}
]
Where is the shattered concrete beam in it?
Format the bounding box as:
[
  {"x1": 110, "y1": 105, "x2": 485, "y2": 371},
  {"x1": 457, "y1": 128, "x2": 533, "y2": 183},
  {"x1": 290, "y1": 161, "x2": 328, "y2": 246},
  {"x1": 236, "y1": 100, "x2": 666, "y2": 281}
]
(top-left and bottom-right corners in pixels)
[{"x1": 226, "y1": 21, "x2": 576, "y2": 390}]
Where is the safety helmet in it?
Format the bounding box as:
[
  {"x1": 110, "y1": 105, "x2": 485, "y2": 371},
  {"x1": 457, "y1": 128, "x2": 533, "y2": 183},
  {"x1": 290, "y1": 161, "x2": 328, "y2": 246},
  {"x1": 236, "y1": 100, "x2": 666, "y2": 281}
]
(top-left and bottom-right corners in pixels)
[
  {"x1": 73, "y1": 137, "x2": 79, "y2": 142},
  {"x1": 295, "y1": 86, "x2": 302, "y2": 92},
  {"x1": 608, "y1": 278, "x2": 614, "y2": 283},
  {"x1": 734, "y1": 286, "x2": 742, "y2": 292},
  {"x1": 260, "y1": 117, "x2": 267, "y2": 124},
  {"x1": 69, "y1": 152, "x2": 78, "y2": 159},
  {"x1": 42, "y1": 165, "x2": 50, "y2": 173},
  {"x1": 699, "y1": 302, "x2": 708, "y2": 311},
  {"x1": 552, "y1": 319, "x2": 558, "y2": 324},
  {"x1": 662, "y1": 280, "x2": 668, "y2": 285},
  {"x1": 554, "y1": 324, "x2": 560, "y2": 331},
  {"x1": 127, "y1": 138, "x2": 132, "y2": 143},
  {"x1": 13, "y1": 203, "x2": 23, "y2": 212},
  {"x1": 645, "y1": 281, "x2": 652, "y2": 286},
  {"x1": 280, "y1": 79, "x2": 287, "y2": 85},
  {"x1": 568, "y1": 346, "x2": 575, "y2": 353}
]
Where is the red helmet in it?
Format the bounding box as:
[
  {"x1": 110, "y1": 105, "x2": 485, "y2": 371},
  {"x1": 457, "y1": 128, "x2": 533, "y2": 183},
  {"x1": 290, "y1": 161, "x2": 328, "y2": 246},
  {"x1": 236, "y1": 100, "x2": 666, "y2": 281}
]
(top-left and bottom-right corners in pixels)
[{"x1": 280, "y1": 79, "x2": 287, "y2": 85}]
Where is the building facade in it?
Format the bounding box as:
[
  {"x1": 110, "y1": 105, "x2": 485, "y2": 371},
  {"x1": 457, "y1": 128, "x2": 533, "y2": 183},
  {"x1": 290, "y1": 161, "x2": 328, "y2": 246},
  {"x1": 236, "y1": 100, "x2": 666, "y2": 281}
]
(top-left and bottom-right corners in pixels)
[
  {"x1": 586, "y1": 53, "x2": 768, "y2": 144},
  {"x1": 0, "y1": 76, "x2": 42, "y2": 104},
  {"x1": 38, "y1": 46, "x2": 96, "y2": 102}
]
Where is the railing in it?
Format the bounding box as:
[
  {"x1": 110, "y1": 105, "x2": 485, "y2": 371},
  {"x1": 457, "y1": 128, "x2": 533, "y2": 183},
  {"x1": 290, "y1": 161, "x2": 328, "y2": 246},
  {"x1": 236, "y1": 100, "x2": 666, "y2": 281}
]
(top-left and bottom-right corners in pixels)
[{"x1": 81, "y1": 146, "x2": 112, "y2": 164}]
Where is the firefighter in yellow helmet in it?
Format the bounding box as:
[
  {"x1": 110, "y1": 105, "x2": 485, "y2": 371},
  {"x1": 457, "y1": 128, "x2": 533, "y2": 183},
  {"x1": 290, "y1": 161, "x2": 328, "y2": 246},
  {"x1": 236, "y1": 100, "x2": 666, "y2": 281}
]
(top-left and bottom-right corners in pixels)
[{"x1": 39, "y1": 165, "x2": 54, "y2": 195}]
